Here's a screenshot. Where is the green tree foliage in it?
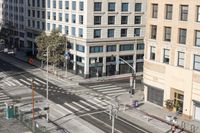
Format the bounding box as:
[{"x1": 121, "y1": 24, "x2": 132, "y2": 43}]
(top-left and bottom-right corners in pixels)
[{"x1": 36, "y1": 29, "x2": 67, "y2": 66}]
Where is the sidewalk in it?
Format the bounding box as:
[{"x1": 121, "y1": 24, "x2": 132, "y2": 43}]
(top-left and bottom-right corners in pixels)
[{"x1": 1, "y1": 51, "x2": 200, "y2": 133}]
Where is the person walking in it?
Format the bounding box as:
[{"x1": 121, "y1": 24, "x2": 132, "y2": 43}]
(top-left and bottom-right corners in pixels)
[{"x1": 171, "y1": 124, "x2": 176, "y2": 133}]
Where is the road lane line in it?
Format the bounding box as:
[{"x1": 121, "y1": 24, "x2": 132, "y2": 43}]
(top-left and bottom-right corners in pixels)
[
  {"x1": 19, "y1": 79, "x2": 31, "y2": 85},
  {"x1": 12, "y1": 79, "x2": 23, "y2": 86},
  {"x1": 92, "y1": 85, "x2": 117, "y2": 90},
  {"x1": 34, "y1": 78, "x2": 46, "y2": 84},
  {"x1": 93, "y1": 98, "x2": 107, "y2": 106},
  {"x1": 72, "y1": 102, "x2": 90, "y2": 111},
  {"x1": 85, "y1": 99, "x2": 105, "y2": 109},
  {"x1": 3, "y1": 81, "x2": 12, "y2": 86},
  {"x1": 80, "y1": 100, "x2": 98, "y2": 110},
  {"x1": 97, "y1": 87, "x2": 122, "y2": 91},
  {"x1": 64, "y1": 103, "x2": 82, "y2": 112},
  {"x1": 26, "y1": 78, "x2": 40, "y2": 86},
  {"x1": 101, "y1": 89, "x2": 127, "y2": 94},
  {"x1": 89, "y1": 84, "x2": 111, "y2": 88}
]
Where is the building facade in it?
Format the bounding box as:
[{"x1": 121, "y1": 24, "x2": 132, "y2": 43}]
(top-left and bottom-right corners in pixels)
[
  {"x1": 2, "y1": 0, "x2": 146, "y2": 78},
  {"x1": 144, "y1": 0, "x2": 200, "y2": 121}
]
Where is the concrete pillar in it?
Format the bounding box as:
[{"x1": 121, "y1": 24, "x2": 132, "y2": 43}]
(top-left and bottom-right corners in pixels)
[
  {"x1": 116, "y1": 55, "x2": 119, "y2": 75},
  {"x1": 84, "y1": 45, "x2": 89, "y2": 78},
  {"x1": 102, "y1": 56, "x2": 106, "y2": 76},
  {"x1": 73, "y1": 54, "x2": 76, "y2": 74},
  {"x1": 144, "y1": 85, "x2": 148, "y2": 102}
]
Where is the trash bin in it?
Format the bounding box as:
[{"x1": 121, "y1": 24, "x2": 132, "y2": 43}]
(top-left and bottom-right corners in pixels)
[
  {"x1": 132, "y1": 100, "x2": 139, "y2": 108},
  {"x1": 5, "y1": 103, "x2": 14, "y2": 119}
]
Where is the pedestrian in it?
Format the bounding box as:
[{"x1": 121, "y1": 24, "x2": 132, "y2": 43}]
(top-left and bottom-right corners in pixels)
[{"x1": 171, "y1": 124, "x2": 176, "y2": 133}]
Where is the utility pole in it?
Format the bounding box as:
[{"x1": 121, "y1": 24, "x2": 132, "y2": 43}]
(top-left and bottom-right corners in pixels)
[
  {"x1": 109, "y1": 98, "x2": 119, "y2": 133},
  {"x1": 32, "y1": 79, "x2": 35, "y2": 121},
  {"x1": 46, "y1": 46, "x2": 49, "y2": 122}
]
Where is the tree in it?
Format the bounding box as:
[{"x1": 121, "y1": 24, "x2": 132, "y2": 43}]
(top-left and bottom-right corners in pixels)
[{"x1": 36, "y1": 30, "x2": 67, "y2": 70}]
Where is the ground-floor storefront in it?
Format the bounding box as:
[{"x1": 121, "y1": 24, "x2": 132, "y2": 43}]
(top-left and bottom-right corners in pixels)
[{"x1": 193, "y1": 101, "x2": 200, "y2": 121}]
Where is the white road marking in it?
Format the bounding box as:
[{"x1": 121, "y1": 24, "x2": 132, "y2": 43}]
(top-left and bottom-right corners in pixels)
[
  {"x1": 72, "y1": 102, "x2": 90, "y2": 111},
  {"x1": 97, "y1": 87, "x2": 122, "y2": 91},
  {"x1": 107, "y1": 92, "x2": 128, "y2": 96},
  {"x1": 85, "y1": 99, "x2": 105, "y2": 109},
  {"x1": 93, "y1": 98, "x2": 107, "y2": 106},
  {"x1": 34, "y1": 78, "x2": 46, "y2": 84},
  {"x1": 26, "y1": 78, "x2": 40, "y2": 86},
  {"x1": 101, "y1": 89, "x2": 127, "y2": 94},
  {"x1": 89, "y1": 84, "x2": 111, "y2": 88},
  {"x1": 80, "y1": 100, "x2": 99, "y2": 110},
  {"x1": 3, "y1": 81, "x2": 12, "y2": 86},
  {"x1": 93, "y1": 85, "x2": 117, "y2": 90},
  {"x1": 6, "y1": 80, "x2": 16, "y2": 86},
  {"x1": 12, "y1": 79, "x2": 23, "y2": 86},
  {"x1": 19, "y1": 79, "x2": 31, "y2": 85},
  {"x1": 64, "y1": 103, "x2": 82, "y2": 112},
  {"x1": 56, "y1": 104, "x2": 73, "y2": 114}
]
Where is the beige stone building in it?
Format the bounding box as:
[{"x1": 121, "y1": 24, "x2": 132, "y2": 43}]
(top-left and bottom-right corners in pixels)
[{"x1": 143, "y1": 0, "x2": 200, "y2": 121}]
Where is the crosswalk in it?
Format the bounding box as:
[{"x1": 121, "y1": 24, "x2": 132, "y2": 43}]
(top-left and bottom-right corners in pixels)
[{"x1": 0, "y1": 90, "x2": 13, "y2": 110}]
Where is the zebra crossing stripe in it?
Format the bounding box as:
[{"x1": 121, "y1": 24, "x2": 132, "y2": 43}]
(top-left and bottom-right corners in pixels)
[
  {"x1": 0, "y1": 99, "x2": 12, "y2": 103},
  {"x1": 56, "y1": 104, "x2": 73, "y2": 114},
  {"x1": 85, "y1": 99, "x2": 105, "y2": 109},
  {"x1": 107, "y1": 92, "x2": 128, "y2": 96},
  {"x1": 89, "y1": 84, "x2": 111, "y2": 88},
  {"x1": 72, "y1": 102, "x2": 90, "y2": 111},
  {"x1": 3, "y1": 81, "x2": 12, "y2": 86},
  {"x1": 102, "y1": 100, "x2": 111, "y2": 105},
  {"x1": 101, "y1": 89, "x2": 127, "y2": 94},
  {"x1": 92, "y1": 85, "x2": 117, "y2": 90},
  {"x1": 80, "y1": 100, "x2": 99, "y2": 110},
  {"x1": 93, "y1": 98, "x2": 107, "y2": 106},
  {"x1": 12, "y1": 79, "x2": 23, "y2": 86},
  {"x1": 34, "y1": 78, "x2": 46, "y2": 84},
  {"x1": 26, "y1": 78, "x2": 40, "y2": 86},
  {"x1": 97, "y1": 87, "x2": 122, "y2": 91},
  {"x1": 64, "y1": 103, "x2": 82, "y2": 112},
  {"x1": 19, "y1": 79, "x2": 31, "y2": 85},
  {"x1": 0, "y1": 95, "x2": 9, "y2": 98}
]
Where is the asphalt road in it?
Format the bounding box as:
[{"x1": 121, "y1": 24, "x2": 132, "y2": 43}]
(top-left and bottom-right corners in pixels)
[{"x1": 0, "y1": 58, "x2": 149, "y2": 133}]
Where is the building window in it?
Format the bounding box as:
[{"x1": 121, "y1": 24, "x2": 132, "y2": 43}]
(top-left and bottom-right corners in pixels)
[
  {"x1": 152, "y1": 4, "x2": 158, "y2": 18},
  {"x1": 65, "y1": 26, "x2": 68, "y2": 35},
  {"x1": 76, "y1": 44, "x2": 85, "y2": 52},
  {"x1": 53, "y1": 12, "x2": 56, "y2": 20},
  {"x1": 47, "y1": 12, "x2": 50, "y2": 19},
  {"x1": 59, "y1": 25, "x2": 62, "y2": 33},
  {"x1": 59, "y1": 1, "x2": 62, "y2": 9},
  {"x1": 94, "y1": 29, "x2": 101, "y2": 38},
  {"x1": 163, "y1": 49, "x2": 170, "y2": 64},
  {"x1": 179, "y1": 28, "x2": 187, "y2": 44},
  {"x1": 37, "y1": 11, "x2": 40, "y2": 18},
  {"x1": 121, "y1": 16, "x2": 128, "y2": 24},
  {"x1": 177, "y1": 52, "x2": 184, "y2": 67},
  {"x1": 108, "y1": 2, "x2": 115, "y2": 11},
  {"x1": 65, "y1": 14, "x2": 69, "y2": 22},
  {"x1": 134, "y1": 28, "x2": 141, "y2": 36},
  {"x1": 59, "y1": 13, "x2": 62, "y2": 21},
  {"x1": 37, "y1": 21, "x2": 40, "y2": 29},
  {"x1": 72, "y1": 1, "x2": 76, "y2": 10},
  {"x1": 79, "y1": 2, "x2": 84, "y2": 11},
  {"x1": 108, "y1": 16, "x2": 115, "y2": 25},
  {"x1": 53, "y1": 0, "x2": 56, "y2": 8},
  {"x1": 90, "y1": 46, "x2": 103, "y2": 53},
  {"x1": 52, "y1": 24, "x2": 56, "y2": 30},
  {"x1": 121, "y1": 29, "x2": 127, "y2": 37},
  {"x1": 47, "y1": 23, "x2": 50, "y2": 31},
  {"x1": 135, "y1": 3, "x2": 142, "y2": 12},
  {"x1": 197, "y1": 6, "x2": 200, "y2": 22},
  {"x1": 136, "y1": 54, "x2": 144, "y2": 60},
  {"x1": 120, "y1": 44, "x2": 133, "y2": 51},
  {"x1": 134, "y1": 16, "x2": 141, "y2": 24},
  {"x1": 164, "y1": 27, "x2": 171, "y2": 42},
  {"x1": 194, "y1": 54, "x2": 200, "y2": 71},
  {"x1": 107, "y1": 29, "x2": 114, "y2": 38},
  {"x1": 42, "y1": 11, "x2": 45, "y2": 18},
  {"x1": 94, "y1": 16, "x2": 101, "y2": 25},
  {"x1": 137, "y1": 43, "x2": 144, "y2": 50},
  {"x1": 150, "y1": 46, "x2": 155, "y2": 60},
  {"x1": 79, "y1": 15, "x2": 83, "y2": 24},
  {"x1": 72, "y1": 14, "x2": 76, "y2": 23},
  {"x1": 180, "y1": 5, "x2": 188, "y2": 21},
  {"x1": 32, "y1": 10, "x2": 35, "y2": 17},
  {"x1": 79, "y1": 28, "x2": 83, "y2": 37},
  {"x1": 195, "y1": 30, "x2": 200, "y2": 47},
  {"x1": 107, "y1": 45, "x2": 116, "y2": 52},
  {"x1": 151, "y1": 25, "x2": 157, "y2": 39},
  {"x1": 121, "y1": 3, "x2": 128, "y2": 11},
  {"x1": 65, "y1": 1, "x2": 69, "y2": 9},
  {"x1": 94, "y1": 2, "x2": 101, "y2": 11},
  {"x1": 165, "y1": 4, "x2": 173, "y2": 20},
  {"x1": 71, "y1": 27, "x2": 76, "y2": 36},
  {"x1": 47, "y1": 0, "x2": 50, "y2": 8}
]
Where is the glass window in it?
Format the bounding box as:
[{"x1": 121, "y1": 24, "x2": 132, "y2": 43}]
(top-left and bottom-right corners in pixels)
[
  {"x1": 65, "y1": 26, "x2": 69, "y2": 35},
  {"x1": 136, "y1": 54, "x2": 144, "y2": 60},
  {"x1": 121, "y1": 29, "x2": 127, "y2": 37},
  {"x1": 121, "y1": 3, "x2": 128, "y2": 11},
  {"x1": 47, "y1": 23, "x2": 50, "y2": 31},
  {"x1": 37, "y1": 21, "x2": 40, "y2": 29},
  {"x1": 65, "y1": 1, "x2": 69, "y2": 9},
  {"x1": 194, "y1": 54, "x2": 200, "y2": 71},
  {"x1": 152, "y1": 4, "x2": 158, "y2": 18},
  {"x1": 79, "y1": 1, "x2": 84, "y2": 11},
  {"x1": 72, "y1": 14, "x2": 76, "y2": 23},
  {"x1": 108, "y1": 16, "x2": 115, "y2": 25},
  {"x1": 120, "y1": 44, "x2": 133, "y2": 51},
  {"x1": 71, "y1": 27, "x2": 76, "y2": 36},
  {"x1": 134, "y1": 28, "x2": 140, "y2": 36},
  {"x1": 53, "y1": 0, "x2": 56, "y2": 8},
  {"x1": 94, "y1": 16, "x2": 101, "y2": 25},
  {"x1": 47, "y1": 0, "x2": 50, "y2": 8},
  {"x1": 59, "y1": 25, "x2": 62, "y2": 33},
  {"x1": 180, "y1": 5, "x2": 188, "y2": 21},
  {"x1": 53, "y1": 12, "x2": 56, "y2": 20},
  {"x1": 195, "y1": 30, "x2": 200, "y2": 47},
  {"x1": 137, "y1": 43, "x2": 144, "y2": 50},
  {"x1": 165, "y1": 4, "x2": 173, "y2": 20},
  {"x1": 79, "y1": 28, "x2": 83, "y2": 37},
  {"x1": 107, "y1": 45, "x2": 116, "y2": 52},
  {"x1": 94, "y1": 2, "x2": 101, "y2": 11},
  {"x1": 59, "y1": 13, "x2": 62, "y2": 21},
  {"x1": 151, "y1": 25, "x2": 157, "y2": 39},
  {"x1": 121, "y1": 16, "x2": 128, "y2": 24},
  {"x1": 197, "y1": 6, "x2": 200, "y2": 22},
  {"x1": 37, "y1": 11, "x2": 40, "y2": 18},
  {"x1": 135, "y1": 3, "x2": 142, "y2": 12},
  {"x1": 107, "y1": 29, "x2": 114, "y2": 38},
  {"x1": 59, "y1": 1, "x2": 62, "y2": 9},
  {"x1": 52, "y1": 24, "x2": 56, "y2": 30},
  {"x1": 65, "y1": 14, "x2": 69, "y2": 22},
  {"x1": 163, "y1": 49, "x2": 170, "y2": 64},
  {"x1": 79, "y1": 15, "x2": 83, "y2": 24},
  {"x1": 76, "y1": 44, "x2": 85, "y2": 52},
  {"x1": 47, "y1": 12, "x2": 50, "y2": 19},
  {"x1": 177, "y1": 51, "x2": 184, "y2": 67},
  {"x1": 90, "y1": 46, "x2": 103, "y2": 53},
  {"x1": 134, "y1": 16, "x2": 141, "y2": 24},
  {"x1": 179, "y1": 28, "x2": 187, "y2": 44},
  {"x1": 108, "y1": 2, "x2": 115, "y2": 11},
  {"x1": 72, "y1": 1, "x2": 76, "y2": 10},
  {"x1": 164, "y1": 27, "x2": 171, "y2": 41},
  {"x1": 94, "y1": 29, "x2": 101, "y2": 38},
  {"x1": 150, "y1": 46, "x2": 155, "y2": 60}
]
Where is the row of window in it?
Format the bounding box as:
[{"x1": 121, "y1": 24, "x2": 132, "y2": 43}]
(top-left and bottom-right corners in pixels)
[
  {"x1": 47, "y1": 0, "x2": 84, "y2": 11},
  {"x1": 28, "y1": 10, "x2": 46, "y2": 19},
  {"x1": 152, "y1": 4, "x2": 200, "y2": 22},
  {"x1": 150, "y1": 25, "x2": 200, "y2": 46},
  {"x1": 75, "y1": 44, "x2": 144, "y2": 53},
  {"x1": 28, "y1": 0, "x2": 45, "y2": 8},
  {"x1": 150, "y1": 47, "x2": 200, "y2": 71}
]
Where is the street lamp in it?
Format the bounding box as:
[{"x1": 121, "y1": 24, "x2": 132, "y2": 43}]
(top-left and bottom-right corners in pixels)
[{"x1": 45, "y1": 46, "x2": 49, "y2": 122}]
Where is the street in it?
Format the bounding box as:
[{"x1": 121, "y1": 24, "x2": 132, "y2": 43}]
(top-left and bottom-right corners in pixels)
[{"x1": 0, "y1": 57, "x2": 149, "y2": 133}]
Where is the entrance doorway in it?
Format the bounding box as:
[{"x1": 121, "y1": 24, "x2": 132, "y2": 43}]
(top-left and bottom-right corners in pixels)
[{"x1": 173, "y1": 91, "x2": 184, "y2": 114}]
